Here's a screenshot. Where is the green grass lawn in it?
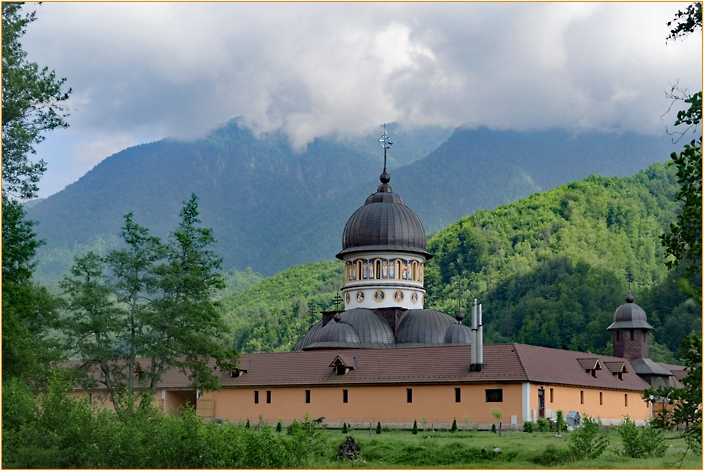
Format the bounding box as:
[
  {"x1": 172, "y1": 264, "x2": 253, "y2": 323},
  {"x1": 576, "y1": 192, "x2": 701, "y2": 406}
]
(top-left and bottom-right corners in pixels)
[{"x1": 306, "y1": 427, "x2": 702, "y2": 468}]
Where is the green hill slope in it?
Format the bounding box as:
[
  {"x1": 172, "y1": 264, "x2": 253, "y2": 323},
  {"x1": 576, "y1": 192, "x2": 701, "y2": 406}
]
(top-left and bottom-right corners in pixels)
[{"x1": 221, "y1": 163, "x2": 700, "y2": 358}]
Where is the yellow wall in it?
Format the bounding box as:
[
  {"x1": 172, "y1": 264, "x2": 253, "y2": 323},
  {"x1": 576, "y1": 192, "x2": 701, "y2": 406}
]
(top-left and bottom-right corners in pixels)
[
  {"x1": 530, "y1": 383, "x2": 651, "y2": 424},
  {"x1": 73, "y1": 382, "x2": 652, "y2": 427},
  {"x1": 200, "y1": 383, "x2": 523, "y2": 427}
]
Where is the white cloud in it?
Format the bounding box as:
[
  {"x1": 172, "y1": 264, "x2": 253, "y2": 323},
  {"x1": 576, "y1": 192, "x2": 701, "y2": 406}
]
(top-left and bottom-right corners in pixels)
[{"x1": 20, "y1": 2, "x2": 702, "y2": 196}]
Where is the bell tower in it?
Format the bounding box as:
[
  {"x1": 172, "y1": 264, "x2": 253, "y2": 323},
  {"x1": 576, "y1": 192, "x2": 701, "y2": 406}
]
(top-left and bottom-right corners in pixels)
[{"x1": 606, "y1": 273, "x2": 654, "y2": 362}]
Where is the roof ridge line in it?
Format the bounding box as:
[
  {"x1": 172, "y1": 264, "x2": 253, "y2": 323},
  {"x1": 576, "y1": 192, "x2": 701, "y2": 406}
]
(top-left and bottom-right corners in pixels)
[{"x1": 512, "y1": 342, "x2": 531, "y2": 381}]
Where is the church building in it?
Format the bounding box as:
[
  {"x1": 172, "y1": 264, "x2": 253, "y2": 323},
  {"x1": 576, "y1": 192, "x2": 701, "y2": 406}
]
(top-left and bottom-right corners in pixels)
[{"x1": 84, "y1": 131, "x2": 687, "y2": 428}]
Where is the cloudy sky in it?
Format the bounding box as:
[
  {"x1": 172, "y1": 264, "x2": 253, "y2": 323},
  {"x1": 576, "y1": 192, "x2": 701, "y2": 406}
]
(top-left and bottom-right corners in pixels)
[{"x1": 20, "y1": 2, "x2": 702, "y2": 198}]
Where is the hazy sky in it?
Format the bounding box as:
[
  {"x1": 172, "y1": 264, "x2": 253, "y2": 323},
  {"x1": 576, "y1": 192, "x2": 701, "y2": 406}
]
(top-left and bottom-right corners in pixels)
[{"x1": 20, "y1": 2, "x2": 702, "y2": 198}]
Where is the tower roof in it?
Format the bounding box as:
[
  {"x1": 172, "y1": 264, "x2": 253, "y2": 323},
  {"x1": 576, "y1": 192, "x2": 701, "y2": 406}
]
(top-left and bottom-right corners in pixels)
[
  {"x1": 336, "y1": 171, "x2": 431, "y2": 259},
  {"x1": 606, "y1": 292, "x2": 654, "y2": 331}
]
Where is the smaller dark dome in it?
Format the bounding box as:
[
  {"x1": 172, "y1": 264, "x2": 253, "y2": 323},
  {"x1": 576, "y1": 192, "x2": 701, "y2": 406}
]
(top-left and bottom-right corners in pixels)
[
  {"x1": 340, "y1": 308, "x2": 394, "y2": 345},
  {"x1": 294, "y1": 321, "x2": 323, "y2": 351},
  {"x1": 607, "y1": 292, "x2": 654, "y2": 331},
  {"x1": 302, "y1": 320, "x2": 363, "y2": 350},
  {"x1": 396, "y1": 309, "x2": 456, "y2": 346},
  {"x1": 445, "y1": 323, "x2": 473, "y2": 345}
]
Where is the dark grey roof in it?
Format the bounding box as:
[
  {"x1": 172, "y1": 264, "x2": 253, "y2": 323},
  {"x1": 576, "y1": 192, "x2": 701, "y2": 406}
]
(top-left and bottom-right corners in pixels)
[
  {"x1": 340, "y1": 308, "x2": 395, "y2": 345},
  {"x1": 631, "y1": 358, "x2": 674, "y2": 376},
  {"x1": 336, "y1": 173, "x2": 431, "y2": 259},
  {"x1": 316, "y1": 318, "x2": 360, "y2": 343},
  {"x1": 396, "y1": 309, "x2": 456, "y2": 345},
  {"x1": 607, "y1": 293, "x2": 654, "y2": 331},
  {"x1": 294, "y1": 321, "x2": 324, "y2": 351},
  {"x1": 444, "y1": 322, "x2": 473, "y2": 345}
]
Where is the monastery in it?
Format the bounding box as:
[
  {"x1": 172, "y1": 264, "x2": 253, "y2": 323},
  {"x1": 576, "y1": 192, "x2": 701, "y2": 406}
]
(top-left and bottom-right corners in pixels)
[{"x1": 86, "y1": 131, "x2": 686, "y2": 428}]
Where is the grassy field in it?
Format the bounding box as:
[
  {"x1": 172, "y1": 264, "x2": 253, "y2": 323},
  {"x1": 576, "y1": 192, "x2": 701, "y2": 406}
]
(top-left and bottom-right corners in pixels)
[{"x1": 305, "y1": 427, "x2": 702, "y2": 468}]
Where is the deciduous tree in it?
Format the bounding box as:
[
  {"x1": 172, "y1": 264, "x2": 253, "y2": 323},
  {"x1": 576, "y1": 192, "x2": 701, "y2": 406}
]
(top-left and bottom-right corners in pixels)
[
  {"x1": 2, "y1": 2, "x2": 71, "y2": 200},
  {"x1": 661, "y1": 3, "x2": 702, "y2": 297},
  {"x1": 61, "y1": 196, "x2": 237, "y2": 413}
]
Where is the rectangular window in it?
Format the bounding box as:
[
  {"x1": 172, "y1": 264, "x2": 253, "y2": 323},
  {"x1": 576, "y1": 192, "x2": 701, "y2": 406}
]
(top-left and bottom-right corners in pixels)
[
  {"x1": 625, "y1": 394, "x2": 628, "y2": 407},
  {"x1": 254, "y1": 391, "x2": 259, "y2": 404},
  {"x1": 407, "y1": 388, "x2": 413, "y2": 403},
  {"x1": 266, "y1": 390, "x2": 271, "y2": 404},
  {"x1": 305, "y1": 390, "x2": 311, "y2": 404},
  {"x1": 343, "y1": 389, "x2": 349, "y2": 403},
  {"x1": 580, "y1": 390, "x2": 584, "y2": 404},
  {"x1": 600, "y1": 392, "x2": 603, "y2": 405},
  {"x1": 549, "y1": 388, "x2": 554, "y2": 403},
  {"x1": 485, "y1": 389, "x2": 503, "y2": 402},
  {"x1": 455, "y1": 387, "x2": 461, "y2": 403}
]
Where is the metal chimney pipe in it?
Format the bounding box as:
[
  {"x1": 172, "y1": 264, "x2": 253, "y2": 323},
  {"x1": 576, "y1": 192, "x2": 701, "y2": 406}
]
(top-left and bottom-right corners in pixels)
[{"x1": 478, "y1": 304, "x2": 484, "y2": 366}]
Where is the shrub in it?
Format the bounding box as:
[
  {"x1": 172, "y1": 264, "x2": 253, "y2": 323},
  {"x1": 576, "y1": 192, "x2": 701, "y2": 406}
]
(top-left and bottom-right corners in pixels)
[
  {"x1": 568, "y1": 415, "x2": 609, "y2": 460},
  {"x1": 537, "y1": 418, "x2": 550, "y2": 432},
  {"x1": 276, "y1": 420, "x2": 282, "y2": 433},
  {"x1": 451, "y1": 418, "x2": 458, "y2": 432},
  {"x1": 618, "y1": 416, "x2": 667, "y2": 458},
  {"x1": 412, "y1": 420, "x2": 418, "y2": 435},
  {"x1": 530, "y1": 445, "x2": 572, "y2": 466},
  {"x1": 245, "y1": 419, "x2": 250, "y2": 429},
  {"x1": 342, "y1": 422, "x2": 348, "y2": 433},
  {"x1": 491, "y1": 424, "x2": 497, "y2": 433},
  {"x1": 523, "y1": 421, "x2": 535, "y2": 433},
  {"x1": 376, "y1": 421, "x2": 382, "y2": 434},
  {"x1": 555, "y1": 410, "x2": 566, "y2": 435}
]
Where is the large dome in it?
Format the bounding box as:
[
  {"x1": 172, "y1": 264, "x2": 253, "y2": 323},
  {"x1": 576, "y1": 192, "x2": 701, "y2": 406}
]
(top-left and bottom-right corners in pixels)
[{"x1": 336, "y1": 172, "x2": 431, "y2": 259}]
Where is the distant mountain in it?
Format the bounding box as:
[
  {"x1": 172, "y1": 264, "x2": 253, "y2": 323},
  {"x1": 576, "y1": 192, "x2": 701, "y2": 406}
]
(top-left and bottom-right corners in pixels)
[
  {"x1": 220, "y1": 163, "x2": 699, "y2": 360},
  {"x1": 28, "y1": 120, "x2": 451, "y2": 286},
  {"x1": 28, "y1": 122, "x2": 678, "y2": 286}
]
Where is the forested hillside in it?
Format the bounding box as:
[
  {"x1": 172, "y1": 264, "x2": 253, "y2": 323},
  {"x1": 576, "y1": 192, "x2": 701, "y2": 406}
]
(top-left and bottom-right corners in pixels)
[
  {"x1": 28, "y1": 121, "x2": 677, "y2": 286},
  {"x1": 221, "y1": 163, "x2": 700, "y2": 360}
]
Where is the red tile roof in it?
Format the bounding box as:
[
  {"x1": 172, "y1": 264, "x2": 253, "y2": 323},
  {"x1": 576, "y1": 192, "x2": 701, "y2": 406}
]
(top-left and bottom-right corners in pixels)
[
  {"x1": 67, "y1": 343, "x2": 671, "y2": 393},
  {"x1": 513, "y1": 344, "x2": 651, "y2": 391}
]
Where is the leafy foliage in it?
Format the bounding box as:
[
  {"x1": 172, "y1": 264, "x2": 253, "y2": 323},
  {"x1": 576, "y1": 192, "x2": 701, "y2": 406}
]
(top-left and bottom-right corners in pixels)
[
  {"x1": 618, "y1": 416, "x2": 667, "y2": 458},
  {"x1": 644, "y1": 333, "x2": 702, "y2": 457},
  {"x1": 2, "y1": 3, "x2": 71, "y2": 200},
  {"x1": 661, "y1": 3, "x2": 702, "y2": 293},
  {"x1": 666, "y1": 2, "x2": 702, "y2": 42},
  {"x1": 567, "y1": 415, "x2": 609, "y2": 460},
  {"x1": 60, "y1": 195, "x2": 235, "y2": 414},
  {"x1": 1, "y1": 3, "x2": 68, "y2": 385},
  {"x1": 2, "y1": 373, "x2": 322, "y2": 468}
]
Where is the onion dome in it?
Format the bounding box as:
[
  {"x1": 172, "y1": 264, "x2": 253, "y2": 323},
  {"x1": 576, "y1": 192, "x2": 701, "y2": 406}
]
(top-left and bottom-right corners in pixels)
[
  {"x1": 606, "y1": 292, "x2": 654, "y2": 331},
  {"x1": 340, "y1": 308, "x2": 394, "y2": 346},
  {"x1": 444, "y1": 322, "x2": 473, "y2": 345},
  {"x1": 336, "y1": 171, "x2": 431, "y2": 259},
  {"x1": 395, "y1": 309, "x2": 456, "y2": 346}
]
